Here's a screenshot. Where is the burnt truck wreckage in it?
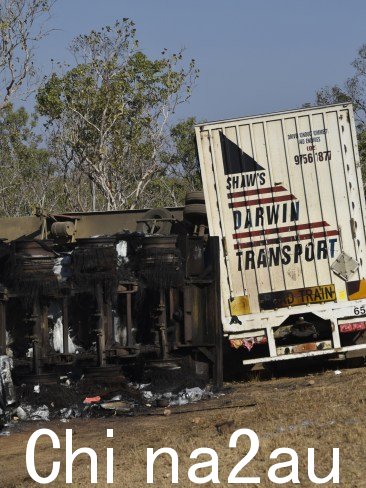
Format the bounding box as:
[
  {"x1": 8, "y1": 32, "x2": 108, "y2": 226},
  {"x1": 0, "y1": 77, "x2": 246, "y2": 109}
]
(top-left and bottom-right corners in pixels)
[
  {"x1": 2, "y1": 103, "x2": 366, "y2": 400},
  {"x1": 0, "y1": 193, "x2": 223, "y2": 390}
]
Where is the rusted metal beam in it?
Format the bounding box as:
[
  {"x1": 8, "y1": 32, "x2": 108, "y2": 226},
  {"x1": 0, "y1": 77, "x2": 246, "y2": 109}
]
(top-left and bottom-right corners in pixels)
[
  {"x1": 95, "y1": 284, "x2": 106, "y2": 367},
  {"x1": 40, "y1": 303, "x2": 49, "y2": 356},
  {"x1": 210, "y1": 237, "x2": 223, "y2": 390},
  {"x1": 32, "y1": 301, "x2": 41, "y2": 375},
  {"x1": 105, "y1": 295, "x2": 113, "y2": 347},
  {"x1": 0, "y1": 301, "x2": 6, "y2": 355},
  {"x1": 126, "y1": 293, "x2": 134, "y2": 347},
  {"x1": 158, "y1": 289, "x2": 169, "y2": 359},
  {"x1": 183, "y1": 286, "x2": 193, "y2": 344}
]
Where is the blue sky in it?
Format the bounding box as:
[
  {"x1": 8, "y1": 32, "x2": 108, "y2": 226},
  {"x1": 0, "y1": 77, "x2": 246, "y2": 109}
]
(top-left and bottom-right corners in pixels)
[{"x1": 34, "y1": 0, "x2": 366, "y2": 123}]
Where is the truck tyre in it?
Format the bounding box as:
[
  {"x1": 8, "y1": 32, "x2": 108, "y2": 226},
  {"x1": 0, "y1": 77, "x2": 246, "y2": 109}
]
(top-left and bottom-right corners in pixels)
[
  {"x1": 185, "y1": 191, "x2": 205, "y2": 204},
  {"x1": 183, "y1": 203, "x2": 207, "y2": 227},
  {"x1": 183, "y1": 203, "x2": 207, "y2": 218},
  {"x1": 136, "y1": 207, "x2": 173, "y2": 235}
]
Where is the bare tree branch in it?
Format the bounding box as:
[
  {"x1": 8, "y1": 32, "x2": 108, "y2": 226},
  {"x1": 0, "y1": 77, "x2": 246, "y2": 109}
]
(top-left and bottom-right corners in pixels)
[{"x1": 0, "y1": 0, "x2": 55, "y2": 107}]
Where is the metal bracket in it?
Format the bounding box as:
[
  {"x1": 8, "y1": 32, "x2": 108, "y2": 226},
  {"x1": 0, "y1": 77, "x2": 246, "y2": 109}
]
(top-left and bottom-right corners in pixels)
[{"x1": 331, "y1": 252, "x2": 359, "y2": 281}]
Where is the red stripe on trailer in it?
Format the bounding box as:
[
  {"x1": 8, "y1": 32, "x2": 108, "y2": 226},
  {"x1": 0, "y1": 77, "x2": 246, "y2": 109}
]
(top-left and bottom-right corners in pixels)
[
  {"x1": 228, "y1": 186, "x2": 286, "y2": 199},
  {"x1": 233, "y1": 221, "x2": 329, "y2": 239},
  {"x1": 234, "y1": 230, "x2": 339, "y2": 249},
  {"x1": 229, "y1": 194, "x2": 296, "y2": 208}
]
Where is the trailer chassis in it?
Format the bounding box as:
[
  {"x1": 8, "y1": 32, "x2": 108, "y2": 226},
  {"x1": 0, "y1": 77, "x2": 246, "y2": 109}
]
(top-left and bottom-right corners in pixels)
[{"x1": 225, "y1": 298, "x2": 366, "y2": 365}]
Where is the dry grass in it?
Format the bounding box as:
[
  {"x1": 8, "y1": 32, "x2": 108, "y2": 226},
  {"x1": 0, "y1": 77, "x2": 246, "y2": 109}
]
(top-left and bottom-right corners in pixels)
[{"x1": 1, "y1": 365, "x2": 366, "y2": 487}]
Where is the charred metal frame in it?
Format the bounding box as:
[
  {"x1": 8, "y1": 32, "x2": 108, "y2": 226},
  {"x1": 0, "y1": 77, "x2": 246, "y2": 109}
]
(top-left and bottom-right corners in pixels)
[{"x1": 0, "y1": 210, "x2": 223, "y2": 389}]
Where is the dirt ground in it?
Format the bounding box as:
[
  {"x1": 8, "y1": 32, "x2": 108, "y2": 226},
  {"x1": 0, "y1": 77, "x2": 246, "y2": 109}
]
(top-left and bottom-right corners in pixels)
[{"x1": 1, "y1": 363, "x2": 366, "y2": 487}]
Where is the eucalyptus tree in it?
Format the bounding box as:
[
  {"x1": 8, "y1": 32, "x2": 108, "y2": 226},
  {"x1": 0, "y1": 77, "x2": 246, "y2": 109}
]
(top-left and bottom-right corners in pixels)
[{"x1": 37, "y1": 19, "x2": 198, "y2": 211}]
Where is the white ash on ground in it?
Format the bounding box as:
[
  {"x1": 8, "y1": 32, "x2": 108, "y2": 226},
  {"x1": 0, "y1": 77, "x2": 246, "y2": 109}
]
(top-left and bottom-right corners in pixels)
[{"x1": 0, "y1": 360, "x2": 220, "y2": 433}]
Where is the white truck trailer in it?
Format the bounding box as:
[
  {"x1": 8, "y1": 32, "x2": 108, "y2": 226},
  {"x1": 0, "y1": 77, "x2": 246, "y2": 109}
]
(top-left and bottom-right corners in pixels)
[{"x1": 196, "y1": 103, "x2": 366, "y2": 366}]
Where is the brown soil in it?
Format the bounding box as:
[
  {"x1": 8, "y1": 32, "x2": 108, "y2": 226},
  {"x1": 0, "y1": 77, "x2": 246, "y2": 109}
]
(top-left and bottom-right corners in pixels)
[{"x1": 1, "y1": 365, "x2": 365, "y2": 487}]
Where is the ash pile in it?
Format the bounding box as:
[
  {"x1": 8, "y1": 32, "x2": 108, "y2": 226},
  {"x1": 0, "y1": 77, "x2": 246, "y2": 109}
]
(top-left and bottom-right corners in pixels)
[{"x1": 0, "y1": 353, "x2": 215, "y2": 436}]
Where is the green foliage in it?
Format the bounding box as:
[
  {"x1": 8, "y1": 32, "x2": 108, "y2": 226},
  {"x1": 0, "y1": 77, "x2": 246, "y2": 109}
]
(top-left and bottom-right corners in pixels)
[
  {"x1": 170, "y1": 117, "x2": 201, "y2": 187},
  {"x1": 315, "y1": 44, "x2": 366, "y2": 182},
  {"x1": 359, "y1": 130, "x2": 366, "y2": 182},
  {"x1": 157, "y1": 116, "x2": 202, "y2": 205},
  {"x1": 37, "y1": 19, "x2": 199, "y2": 211},
  {"x1": 0, "y1": 104, "x2": 56, "y2": 216},
  {"x1": 316, "y1": 85, "x2": 351, "y2": 106},
  {"x1": 0, "y1": 16, "x2": 201, "y2": 215}
]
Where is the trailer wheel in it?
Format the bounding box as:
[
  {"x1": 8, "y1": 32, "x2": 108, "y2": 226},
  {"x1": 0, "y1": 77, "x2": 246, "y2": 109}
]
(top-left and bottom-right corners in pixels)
[
  {"x1": 136, "y1": 208, "x2": 173, "y2": 235},
  {"x1": 183, "y1": 204, "x2": 207, "y2": 228},
  {"x1": 183, "y1": 203, "x2": 207, "y2": 218},
  {"x1": 185, "y1": 191, "x2": 205, "y2": 204}
]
